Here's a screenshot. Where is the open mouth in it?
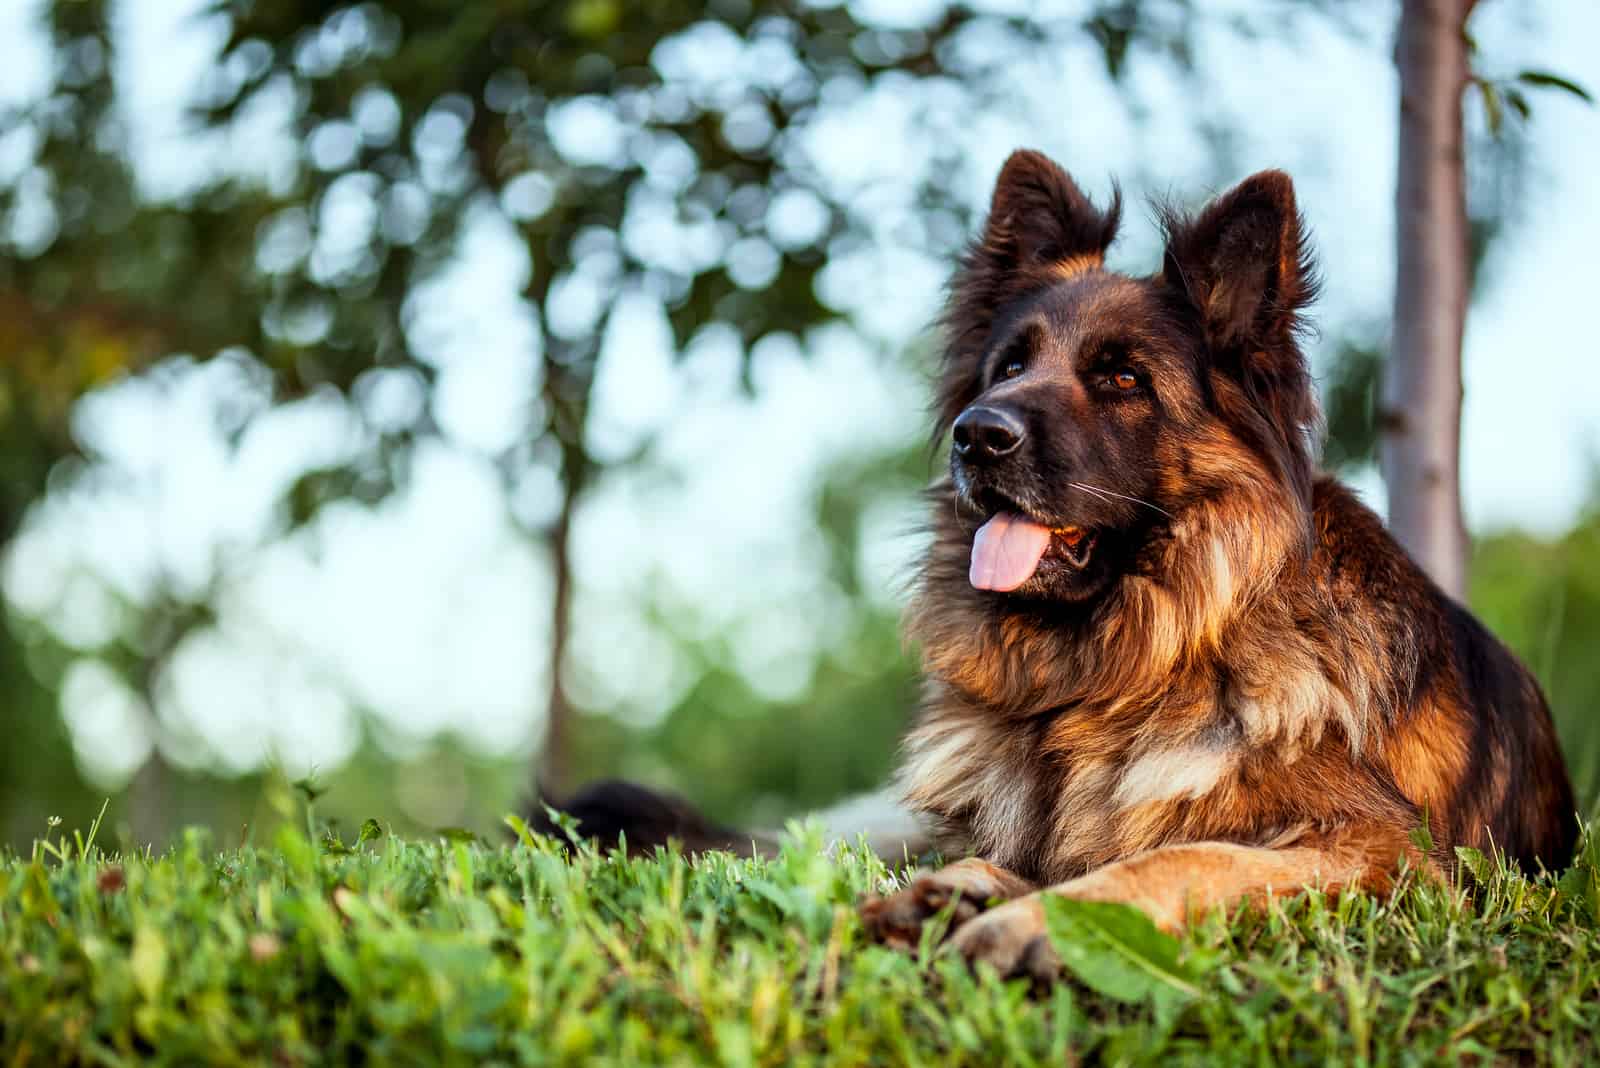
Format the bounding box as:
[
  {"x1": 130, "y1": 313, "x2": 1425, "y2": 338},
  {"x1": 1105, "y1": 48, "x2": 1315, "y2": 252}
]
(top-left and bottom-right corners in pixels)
[
  {"x1": 1051, "y1": 524, "x2": 1098, "y2": 568},
  {"x1": 969, "y1": 502, "x2": 1098, "y2": 592}
]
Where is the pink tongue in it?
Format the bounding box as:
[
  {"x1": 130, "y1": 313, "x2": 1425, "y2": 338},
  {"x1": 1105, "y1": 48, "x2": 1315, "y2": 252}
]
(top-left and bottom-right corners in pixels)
[{"x1": 969, "y1": 512, "x2": 1052, "y2": 592}]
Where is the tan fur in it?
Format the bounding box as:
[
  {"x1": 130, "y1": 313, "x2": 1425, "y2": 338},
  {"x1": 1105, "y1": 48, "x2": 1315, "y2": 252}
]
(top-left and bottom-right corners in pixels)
[
  {"x1": 1383, "y1": 696, "x2": 1472, "y2": 818},
  {"x1": 944, "y1": 831, "x2": 1424, "y2": 980},
  {"x1": 1050, "y1": 253, "x2": 1103, "y2": 280},
  {"x1": 1114, "y1": 741, "x2": 1240, "y2": 809}
]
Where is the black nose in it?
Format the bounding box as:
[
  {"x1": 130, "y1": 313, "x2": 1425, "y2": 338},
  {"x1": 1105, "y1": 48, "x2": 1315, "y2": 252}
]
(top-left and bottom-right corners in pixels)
[{"x1": 953, "y1": 405, "x2": 1025, "y2": 461}]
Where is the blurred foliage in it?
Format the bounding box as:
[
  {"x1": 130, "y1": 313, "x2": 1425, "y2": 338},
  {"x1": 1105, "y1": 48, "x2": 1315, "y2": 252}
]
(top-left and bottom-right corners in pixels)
[
  {"x1": 0, "y1": 0, "x2": 1219, "y2": 841},
  {"x1": 1320, "y1": 336, "x2": 1384, "y2": 472},
  {"x1": 1321, "y1": 25, "x2": 1589, "y2": 479},
  {"x1": 185, "y1": 0, "x2": 1211, "y2": 793},
  {"x1": 1472, "y1": 498, "x2": 1600, "y2": 819},
  {"x1": 0, "y1": 0, "x2": 1593, "y2": 849},
  {"x1": 0, "y1": 0, "x2": 1202, "y2": 840},
  {"x1": 568, "y1": 444, "x2": 933, "y2": 825}
]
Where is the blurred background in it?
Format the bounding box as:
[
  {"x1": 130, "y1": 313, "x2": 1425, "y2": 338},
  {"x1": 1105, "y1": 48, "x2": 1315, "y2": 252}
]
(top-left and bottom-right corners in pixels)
[{"x1": 0, "y1": 0, "x2": 1596, "y2": 850}]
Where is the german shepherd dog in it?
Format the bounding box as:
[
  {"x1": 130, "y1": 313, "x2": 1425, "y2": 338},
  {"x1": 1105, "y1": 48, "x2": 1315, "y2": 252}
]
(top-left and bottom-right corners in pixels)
[
  {"x1": 541, "y1": 151, "x2": 1576, "y2": 982},
  {"x1": 852, "y1": 150, "x2": 1575, "y2": 979}
]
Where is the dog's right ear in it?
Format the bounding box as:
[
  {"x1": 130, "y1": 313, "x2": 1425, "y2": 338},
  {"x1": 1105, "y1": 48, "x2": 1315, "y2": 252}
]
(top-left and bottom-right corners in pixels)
[
  {"x1": 977, "y1": 150, "x2": 1121, "y2": 281},
  {"x1": 938, "y1": 150, "x2": 1120, "y2": 434}
]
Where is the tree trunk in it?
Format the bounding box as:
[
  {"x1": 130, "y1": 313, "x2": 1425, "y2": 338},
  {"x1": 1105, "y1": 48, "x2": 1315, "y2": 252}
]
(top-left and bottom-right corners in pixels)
[
  {"x1": 127, "y1": 753, "x2": 171, "y2": 850},
  {"x1": 1381, "y1": 0, "x2": 1476, "y2": 600},
  {"x1": 538, "y1": 449, "x2": 582, "y2": 798},
  {"x1": 535, "y1": 347, "x2": 594, "y2": 800},
  {"x1": 127, "y1": 599, "x2": 188, "y2": 849}
]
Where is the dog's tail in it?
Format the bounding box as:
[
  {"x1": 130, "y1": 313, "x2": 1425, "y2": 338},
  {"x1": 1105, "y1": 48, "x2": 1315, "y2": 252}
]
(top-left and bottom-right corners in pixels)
[
  {"x1": 525, "y1": 780, "x2": 780, "y2": 858},
  {"x1": 526, "y1": 780, "x2": 930, "y2": 862}
]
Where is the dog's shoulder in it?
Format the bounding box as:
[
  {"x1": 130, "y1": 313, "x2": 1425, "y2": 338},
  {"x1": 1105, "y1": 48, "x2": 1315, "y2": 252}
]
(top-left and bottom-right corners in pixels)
[{"x1": 1308, "y1": 476, "x2": 1435, "y2": 603}]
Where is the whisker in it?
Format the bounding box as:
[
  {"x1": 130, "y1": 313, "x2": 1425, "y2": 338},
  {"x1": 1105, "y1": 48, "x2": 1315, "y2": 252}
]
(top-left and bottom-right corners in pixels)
[
  {"x1": 1069, "y1": 482, "x2": 1174, "y2": 520},
  {"x1": 1069, "y1": 482, "x2": 1116, "y2": 507}
]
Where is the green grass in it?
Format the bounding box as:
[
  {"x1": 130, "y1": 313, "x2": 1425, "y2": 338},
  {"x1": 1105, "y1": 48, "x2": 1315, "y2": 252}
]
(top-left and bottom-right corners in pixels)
[{"x1": 2, "y1": 801, "x2": 1599, "y2": 1067}]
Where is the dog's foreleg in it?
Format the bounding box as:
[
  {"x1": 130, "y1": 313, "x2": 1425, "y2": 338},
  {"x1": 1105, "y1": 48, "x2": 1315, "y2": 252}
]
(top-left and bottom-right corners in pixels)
[{"x1": 947, "y1": 832, "x2": 1420, "y2": 980}]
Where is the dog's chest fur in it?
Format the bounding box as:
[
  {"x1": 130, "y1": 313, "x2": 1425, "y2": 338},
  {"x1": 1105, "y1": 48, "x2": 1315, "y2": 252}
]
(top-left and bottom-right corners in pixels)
[
  {"x1": 893, "y1": 475, "x2": 1414, "y2": 884},
  {"x1": 897, "y1": 638, "x2": 1362, "y2": 884},
  {"x1": 896, "y1": 699, "x2": 1055, "y2": 876},
  {"x1": 896, "y1": 698, "x2": 1199, "y2": 882}
]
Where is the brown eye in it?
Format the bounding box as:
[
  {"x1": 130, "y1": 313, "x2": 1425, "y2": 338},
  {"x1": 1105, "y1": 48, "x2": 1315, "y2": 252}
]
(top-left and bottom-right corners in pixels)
[
  {"x1": 1111, "y1": 370, "x2": 1138, "y2": 390},
  {"x1": 1002, "y1": 358, "x2": 1025, "y2": 379}
]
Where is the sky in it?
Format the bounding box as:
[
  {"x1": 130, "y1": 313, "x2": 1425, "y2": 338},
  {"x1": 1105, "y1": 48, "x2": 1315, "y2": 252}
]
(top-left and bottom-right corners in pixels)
[{"x1": 0, "y1": 0, "x2": 1597, "y2": 799}]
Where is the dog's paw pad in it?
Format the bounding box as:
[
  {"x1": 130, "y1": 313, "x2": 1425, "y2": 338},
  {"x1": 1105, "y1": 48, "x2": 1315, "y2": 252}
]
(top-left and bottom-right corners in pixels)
[{"x1": 859, "y1": 872, "x2": 986, "y2": 950}]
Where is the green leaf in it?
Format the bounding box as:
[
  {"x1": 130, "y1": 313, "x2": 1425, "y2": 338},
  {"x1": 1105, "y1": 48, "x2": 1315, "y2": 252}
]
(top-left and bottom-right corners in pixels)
[
  {"x1": 1557, "y1": 830, "x2": 1600, "y2": 922},
  {"x1": 1454, "y1": 846, "x2": 1493, "y2": 885},
  {"x1": 565, "y1": 0, "x2": 620, "y2": 39},
  {"x1": 319, "y1": 829, "x2": 354, "y2": 856},
  {"x1": 504, "y1": 813, "x2": 538, "y2": 848},
  {"x1": 1557, "y1": 862, "x2": 1597, "y2": 921},
  {"x1": 1409, "y1": 810, "x2": 1434, "y2": 855},
  {"x1": 536, "y1": 804, "x2": 586, "y2": 849},
  {"x1": 1506, "y1": 88, "x2": 1532, "y2": 122},
  {"x1": 130, "y1": 926, "x2": 168, "y2": 1002},
  {"x1": 1042, "y1": 896, "x2": 1207, "y2": 1014},
  {"x1": 273, "y1": 823, "x2": 315, "y2": 874},
  {"x1": 436, "y1": 827, "x2": 481, "y2": 845},
  {"x1": 356, "y1": 818, "x2": 384, "y2": 848},
  {"x1": 1475, "y1": 79, "x2": 1504, "y2": 137},
  {"x1": 1516, "y1": 69, "x2": 1594, "y2": 104}
]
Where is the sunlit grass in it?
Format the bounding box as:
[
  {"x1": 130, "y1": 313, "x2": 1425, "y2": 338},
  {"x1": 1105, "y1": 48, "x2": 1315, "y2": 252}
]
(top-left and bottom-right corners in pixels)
[{"x1": 2, "y1": 799, "x2": 1597, "y2": 1065}]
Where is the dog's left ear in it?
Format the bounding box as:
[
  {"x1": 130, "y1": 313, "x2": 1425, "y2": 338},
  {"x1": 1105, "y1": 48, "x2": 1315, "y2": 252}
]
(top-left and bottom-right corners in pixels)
[
  {"x1": 1163, "y1": 171, "x2": 1320, "y2": 499},
  {"x1": 1161, "y1": 169, "x2": 1317, "y2": 357}
]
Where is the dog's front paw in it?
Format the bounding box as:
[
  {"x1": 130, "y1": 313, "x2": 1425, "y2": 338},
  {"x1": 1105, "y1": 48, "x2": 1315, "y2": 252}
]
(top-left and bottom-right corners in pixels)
[
  {"x1": 859, "y1": 870, "x2": 992, "y2": 950},
  {"x1": 946, "y1": 896, "x2": 1062, "y2": 983}
]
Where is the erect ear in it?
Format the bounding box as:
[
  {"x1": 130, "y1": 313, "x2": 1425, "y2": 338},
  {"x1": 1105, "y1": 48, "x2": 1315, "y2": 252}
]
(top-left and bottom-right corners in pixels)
[
  {"x1": 938, "y1": 150, "x2": 1120, "y2": 433},
  {"x1": 976, "y1": 149, "x2": 1121, "y2": 282},
  {"x1": 1163, "y1": 170, "x2": 1321, "y2": 500},
  {"x1": 1160, "y1": 169, "x2": 1317, "y2": 354}
]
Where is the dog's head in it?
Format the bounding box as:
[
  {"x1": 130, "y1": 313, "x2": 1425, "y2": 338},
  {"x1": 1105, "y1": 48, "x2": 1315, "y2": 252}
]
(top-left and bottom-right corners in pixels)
[{"x1": 937, "y1": 150, "x2": 1320, "y2": 607}]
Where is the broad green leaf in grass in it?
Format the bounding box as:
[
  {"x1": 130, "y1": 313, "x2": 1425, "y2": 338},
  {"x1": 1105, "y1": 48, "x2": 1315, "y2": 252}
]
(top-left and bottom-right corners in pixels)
[
  {"x1": 1042, "y1": 896, "x2": 1212, "y2": 1022},
  {"x1": 356, "y1": 818, "x2": 384, "y2": 848},
  {"x1": 504, "y1": 812, "x2": 536, "y2": 847},
  {"x1": 1557, "y1": 830, "x2": 1600, "y2": 923},
  {"x1": 1409, "y1": 810, "x2": 1435, "y2": 855},
  {"x1": 130, "y1": 926, "x2": 167, "y2": 1002},
  {"x1": 1455, "y1": 846, "x2": 1493, "y2": 886},
  {"x1": 273, "y1": 822, "x2": 315, "y2": 875}
]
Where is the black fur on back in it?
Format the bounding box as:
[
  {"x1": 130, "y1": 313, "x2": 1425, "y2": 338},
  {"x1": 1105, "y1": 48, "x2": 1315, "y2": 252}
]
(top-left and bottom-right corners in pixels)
[{"x1": 525, "y1": 780, "x2": 774, "y2": 858}]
